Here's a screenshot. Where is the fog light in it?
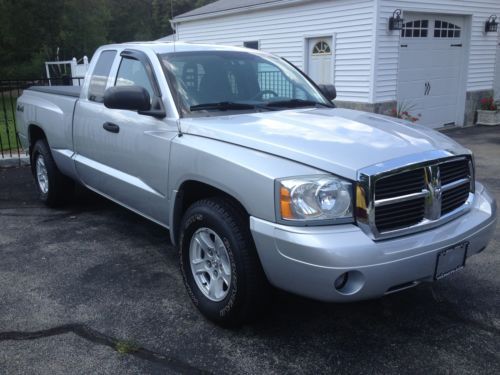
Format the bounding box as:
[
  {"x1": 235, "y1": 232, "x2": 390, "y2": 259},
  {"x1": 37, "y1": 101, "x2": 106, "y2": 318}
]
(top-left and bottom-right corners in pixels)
[
  {"x1": 334, "y1": 273, "x2": 349, "y2": 290},
  {"x1": 333, "y1": 270, "x2": 365, "y2": 295}
]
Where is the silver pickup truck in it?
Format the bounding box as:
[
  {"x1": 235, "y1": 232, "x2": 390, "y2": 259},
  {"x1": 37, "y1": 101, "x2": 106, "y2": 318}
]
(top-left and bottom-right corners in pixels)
[{"x1": 16, "y1": 42, "x2": 497, "y2": 326}]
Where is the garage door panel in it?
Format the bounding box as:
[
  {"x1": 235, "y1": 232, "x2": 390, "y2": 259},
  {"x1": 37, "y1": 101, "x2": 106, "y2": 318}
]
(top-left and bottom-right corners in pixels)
[
  {"x1": 397, "y1": 13, "x2": 465, "y2": 128},
  {"x1": 398, "y1": 81, "x2": 428, "y2": 99}
]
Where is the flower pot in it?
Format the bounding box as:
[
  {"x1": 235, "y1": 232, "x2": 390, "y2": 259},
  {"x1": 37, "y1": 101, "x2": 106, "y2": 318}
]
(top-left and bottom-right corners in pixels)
[{"x1": 476, "y1": 110, "x2": 500, "y2": 126}]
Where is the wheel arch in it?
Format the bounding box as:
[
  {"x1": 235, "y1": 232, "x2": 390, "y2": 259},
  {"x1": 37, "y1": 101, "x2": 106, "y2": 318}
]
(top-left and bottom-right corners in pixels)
[
  {"x1": 27, "y1": 124, "x2": 48, "y2": 157},
  {"x1": 170, "y1": 179, "x2": 250, "y2": 246}
]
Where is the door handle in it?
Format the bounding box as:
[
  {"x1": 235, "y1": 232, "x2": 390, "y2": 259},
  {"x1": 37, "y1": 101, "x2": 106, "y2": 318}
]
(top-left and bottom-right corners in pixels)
[{"x1": 103, "y1": 122, "x2": 120, "y2": 133}]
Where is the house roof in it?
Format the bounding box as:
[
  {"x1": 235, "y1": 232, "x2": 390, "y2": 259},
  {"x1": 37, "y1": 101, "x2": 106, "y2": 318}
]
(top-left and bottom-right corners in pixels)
[{"x1": 174, "y1": 0, "x2": 304, "y2": 22}]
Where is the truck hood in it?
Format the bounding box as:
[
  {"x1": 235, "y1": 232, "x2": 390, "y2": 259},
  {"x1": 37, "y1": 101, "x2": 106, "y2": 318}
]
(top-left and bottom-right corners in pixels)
[{"x1": 180, "y1": 108, "x2": 468, "y2": 180}]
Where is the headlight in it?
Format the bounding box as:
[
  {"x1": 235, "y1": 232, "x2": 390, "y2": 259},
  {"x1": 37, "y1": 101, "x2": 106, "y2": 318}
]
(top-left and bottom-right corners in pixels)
[{"x1": 276, "y1": 175, "x2": 353, "y2": 224}]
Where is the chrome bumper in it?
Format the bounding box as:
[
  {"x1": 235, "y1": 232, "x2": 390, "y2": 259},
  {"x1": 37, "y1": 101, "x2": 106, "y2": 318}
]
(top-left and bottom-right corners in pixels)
[{"x1": 250, "y1": 182, "x2": 497, "y2": 302}]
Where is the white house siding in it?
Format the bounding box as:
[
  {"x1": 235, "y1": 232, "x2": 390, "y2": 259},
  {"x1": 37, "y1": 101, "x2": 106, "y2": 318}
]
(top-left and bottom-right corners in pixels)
[
  {"x1": 375, "y1": 0, "x2": 500, "y2": 103},
  {"x1": 175, "y1": 0, "x2": 375, "y2": 103},
  {"x1": 495, "y1": 33, "x2": 500, "y2": 99}
]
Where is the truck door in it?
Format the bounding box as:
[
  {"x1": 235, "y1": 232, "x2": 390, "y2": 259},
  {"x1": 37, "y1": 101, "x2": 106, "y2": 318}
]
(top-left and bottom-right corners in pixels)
[{"x1": 73, "y1": 49, "x2": 178, "y2": 226}]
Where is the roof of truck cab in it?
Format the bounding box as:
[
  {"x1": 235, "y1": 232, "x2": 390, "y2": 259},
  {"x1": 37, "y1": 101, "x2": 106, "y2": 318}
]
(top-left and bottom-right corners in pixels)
[{"x1": 99, "y1": 41, "x2": 269, "y2": 55}]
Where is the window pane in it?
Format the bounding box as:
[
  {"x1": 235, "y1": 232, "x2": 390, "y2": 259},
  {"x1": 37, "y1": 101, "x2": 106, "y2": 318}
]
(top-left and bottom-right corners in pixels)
[
  {"x1": 312, "y1": 41, "x2": 331, "y2": 55},
  {"x1": 244, "y1": 41, "x2": 259, "y2": 50},
  {"x1": 454, "y1": 30, "x2": 460, "y2": 38},
  {"x1": 414, "y1": 29, "x2": 420, "y2": 37},
  {"x1": 160, "y1": 50, "x2": 330, "y2": 113},
  {"x1": 406, "y1": 29, "x2": 412, "y2": 37},
  {"x1": 115, "y1": 58, "x2": 155, "y2": 99},
  {"x1": 434, "y1": 30, "x2": 440, "y2": 37},
  {"x1": 422, "y1": 20, "x2": 428, "y2": 28},
  {"x1": 414, "y1": 20, "x2": 421, "y2": 27},
  {"x1": 88, "y1": 50, "x2": 116, "y2": 102},
  {"x1": 421, "y1": 29, "x2": 428, "y2": 37}
]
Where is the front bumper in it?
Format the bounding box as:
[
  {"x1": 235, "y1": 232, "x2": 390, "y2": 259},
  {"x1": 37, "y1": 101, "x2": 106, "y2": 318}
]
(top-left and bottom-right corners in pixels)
[{"x1": 250, "y1": 182, "x2": 497, "y2": 302}]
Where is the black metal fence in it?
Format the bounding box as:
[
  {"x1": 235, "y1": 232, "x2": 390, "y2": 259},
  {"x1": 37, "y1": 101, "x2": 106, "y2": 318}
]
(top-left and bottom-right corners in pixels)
[
  {"x1": 258, "y1": 71, "x2": 293, "y2": 98},
  {"x1": 0, "y1": 77, "x2": 84, "y2": 160}
]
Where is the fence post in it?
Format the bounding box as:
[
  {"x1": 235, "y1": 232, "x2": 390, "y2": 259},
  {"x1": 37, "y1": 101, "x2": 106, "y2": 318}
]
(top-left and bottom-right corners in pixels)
[
  {"x1": 45, "y1": 63, "x2": 51, "y2": 86},
  {"x1": 71, "y1": 58, "x2": 78, "y2": 86}
]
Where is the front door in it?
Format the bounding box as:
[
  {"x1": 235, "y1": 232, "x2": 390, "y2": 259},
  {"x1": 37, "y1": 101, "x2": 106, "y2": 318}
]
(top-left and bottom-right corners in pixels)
[
  {"x1": 307, "y1": 37, "x2": 333, "y2": 85},
  {"x1": 74, "y1": 50, "x2": 178, "y2": 225},
  {"x1": 397, "y1": 14, "x2": 466, "y2": 128}
]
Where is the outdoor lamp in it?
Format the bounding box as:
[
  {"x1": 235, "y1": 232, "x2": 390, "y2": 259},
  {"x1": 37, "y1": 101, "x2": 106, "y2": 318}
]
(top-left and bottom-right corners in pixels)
[
  {"x1": 389, "y1": 9, "x2": 403, "y2": 31},
  {"x1": 485, "y1": 15, "x2": 498, "y2": 33}
]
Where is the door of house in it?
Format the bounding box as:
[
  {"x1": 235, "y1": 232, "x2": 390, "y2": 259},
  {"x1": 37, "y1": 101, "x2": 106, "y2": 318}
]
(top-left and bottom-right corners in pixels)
[
  {"x1": 397, "y1": 13, "x2": 466, "y2": 128},
  {"x1": 307, "y1": 37, "x2": 333, "y2": 85}
]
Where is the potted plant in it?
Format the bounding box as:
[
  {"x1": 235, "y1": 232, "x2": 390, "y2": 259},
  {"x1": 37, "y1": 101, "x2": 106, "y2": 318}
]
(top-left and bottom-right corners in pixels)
[
  {"x1": 388, "y1": 102, "x2": 421, "y2": 123},
  {"x1": 476, "y1": 97, "x2": 500, "y2": 126}
]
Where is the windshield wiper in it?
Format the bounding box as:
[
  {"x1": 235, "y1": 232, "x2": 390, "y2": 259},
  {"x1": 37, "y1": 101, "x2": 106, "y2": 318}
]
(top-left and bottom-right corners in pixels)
[
  {"x1": 190, "y1": 102, "x2": 257, "y2": 111},
  {"x1": 264, "y1": 99, "x2": 332, "y2": 108}
]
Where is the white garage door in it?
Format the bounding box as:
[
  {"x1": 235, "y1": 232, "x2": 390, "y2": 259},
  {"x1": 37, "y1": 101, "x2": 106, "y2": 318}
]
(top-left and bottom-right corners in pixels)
[
  {"x1": 307, "y1": 37, "x2": 333, "y2": 85},
  {"x1": 397, "y1": 14, "x2": 466, "y2": 128}
]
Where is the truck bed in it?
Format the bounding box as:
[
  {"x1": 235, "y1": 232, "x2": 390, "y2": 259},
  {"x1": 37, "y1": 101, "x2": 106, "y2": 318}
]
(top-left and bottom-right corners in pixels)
[{"x1": 27, "y1": 85, "x2": 81, "y2": 98}]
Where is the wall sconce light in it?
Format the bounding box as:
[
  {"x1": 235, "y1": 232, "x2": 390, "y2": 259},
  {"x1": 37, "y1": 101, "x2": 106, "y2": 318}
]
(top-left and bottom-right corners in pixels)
[
  {"x1": 389, "y1": 9, "x2": 403, "y2": 31},
  {"x1": 485, "y1": 15, "x2": 498, "y2": 33}
]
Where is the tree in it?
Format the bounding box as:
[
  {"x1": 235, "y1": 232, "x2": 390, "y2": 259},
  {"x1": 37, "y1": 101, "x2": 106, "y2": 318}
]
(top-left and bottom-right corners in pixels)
[{"x1": 0, "y1": 0, "x2": 216, "y2": 78}]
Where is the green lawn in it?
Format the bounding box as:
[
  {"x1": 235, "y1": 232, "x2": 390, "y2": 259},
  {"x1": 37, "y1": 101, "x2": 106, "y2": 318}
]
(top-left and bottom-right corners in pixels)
[{"x1": 0, "y1": 95, "x2": 21, "y2": 152}]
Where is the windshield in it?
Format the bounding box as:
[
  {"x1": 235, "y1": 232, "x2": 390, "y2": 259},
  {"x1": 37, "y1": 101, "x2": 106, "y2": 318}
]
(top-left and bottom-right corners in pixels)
[{"x1": 159, "y1": 50, "x2": 332, "y2": 116}]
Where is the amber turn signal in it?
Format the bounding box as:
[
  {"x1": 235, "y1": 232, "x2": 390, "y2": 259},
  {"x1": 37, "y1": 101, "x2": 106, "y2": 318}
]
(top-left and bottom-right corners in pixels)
[{"x1": 280, "y1": 186, "x2": 294, "y2": 219}]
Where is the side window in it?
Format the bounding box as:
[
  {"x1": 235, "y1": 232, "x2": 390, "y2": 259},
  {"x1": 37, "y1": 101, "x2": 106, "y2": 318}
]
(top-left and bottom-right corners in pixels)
[
  {"x1": 88, "y1": 50, "x2": 117, "y2": 102},
  {"x1": 115, "y1": 58, "x2": 155, "y2": 100}
]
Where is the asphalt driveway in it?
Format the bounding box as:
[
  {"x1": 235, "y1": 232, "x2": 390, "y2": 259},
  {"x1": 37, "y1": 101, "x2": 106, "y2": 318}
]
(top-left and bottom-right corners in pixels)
[{"x1": 0, "y1": 126, "x2": 499, "y2": 374}]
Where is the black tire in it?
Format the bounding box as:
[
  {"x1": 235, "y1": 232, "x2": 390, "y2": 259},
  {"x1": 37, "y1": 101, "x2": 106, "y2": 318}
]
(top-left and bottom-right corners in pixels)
[
  {"x1": 31, "y1": 139, "x2": 74, "y2": 207},
  {"x1": 179, "y1": 197, "x2": 269, "y2": 327}
]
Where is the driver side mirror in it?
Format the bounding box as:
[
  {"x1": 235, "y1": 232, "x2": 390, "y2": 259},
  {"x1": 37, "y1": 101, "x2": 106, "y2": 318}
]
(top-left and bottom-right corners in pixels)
[
  {"x1": 104, "y1": 85, "x2": 151, "y2": 112},
  {"x1": 318, "y1": 84, "x2": 336, "y2": 101}
]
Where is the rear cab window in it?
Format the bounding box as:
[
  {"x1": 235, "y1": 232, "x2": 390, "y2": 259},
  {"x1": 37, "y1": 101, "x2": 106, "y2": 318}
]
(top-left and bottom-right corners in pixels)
[{"x1": 88, "y1": 50, "x2": 117, "y2": 102}]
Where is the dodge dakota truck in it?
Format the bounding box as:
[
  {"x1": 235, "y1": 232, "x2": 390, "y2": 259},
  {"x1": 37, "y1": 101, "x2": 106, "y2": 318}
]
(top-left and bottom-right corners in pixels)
[{"x1": 16, "y1": 42, "x2": 497, "y2": 326}]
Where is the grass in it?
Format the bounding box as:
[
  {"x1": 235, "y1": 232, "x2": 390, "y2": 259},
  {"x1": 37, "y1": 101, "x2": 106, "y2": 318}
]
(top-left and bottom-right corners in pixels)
[
  {"x1": 115, "y1": 340, "x2": 139, "y2": 354},
  {"x1": 0, "y1": 95, "x2": 22, "y2": 152}
]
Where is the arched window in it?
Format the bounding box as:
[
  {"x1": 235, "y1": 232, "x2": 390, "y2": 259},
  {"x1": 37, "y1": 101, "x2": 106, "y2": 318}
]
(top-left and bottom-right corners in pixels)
[
  {"x1": 401, "y1": 20, "x2": 429, "y2": 38},
  {"x1": 312, "y1": 41, "x2": 331, "y2": 55},
  {"x1": 434, "y1": 20, "x2": 461, "y2": 38}
]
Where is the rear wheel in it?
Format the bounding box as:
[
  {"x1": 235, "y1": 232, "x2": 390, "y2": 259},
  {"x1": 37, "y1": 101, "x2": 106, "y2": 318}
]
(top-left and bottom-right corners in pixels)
[
  {"x1": 31, "y1": 139, "x2": 74, "y2": 207},
  {"x1": 179, "y1": 197, "x2": 269, "y2": 327}
]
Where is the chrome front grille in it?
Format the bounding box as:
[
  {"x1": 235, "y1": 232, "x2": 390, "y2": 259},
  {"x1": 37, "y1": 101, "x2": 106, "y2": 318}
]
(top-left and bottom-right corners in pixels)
[
  {"x1": 440, "y1": 159, "x2": 471, "y2": 215},
  {"x1": 356, "y1": 151, "x2": 475, "y2": 240}
]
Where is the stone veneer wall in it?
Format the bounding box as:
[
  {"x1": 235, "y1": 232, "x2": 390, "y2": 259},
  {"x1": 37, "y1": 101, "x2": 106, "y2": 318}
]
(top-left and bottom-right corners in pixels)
[
  {"x1": 337, "y1": 92, "x2": 495, "y2": 127},
  {"x1": 333, "y1": 100, "x2": 397, "y2": 116},
  {"x1": 464, "y1": 90, "x2": 494, "y2": 126}
]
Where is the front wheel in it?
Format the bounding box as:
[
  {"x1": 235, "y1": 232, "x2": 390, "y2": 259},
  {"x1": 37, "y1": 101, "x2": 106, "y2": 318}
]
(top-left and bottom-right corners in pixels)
[{"x1": 179, "y1": 198, "x2": 269, "y2": 327}]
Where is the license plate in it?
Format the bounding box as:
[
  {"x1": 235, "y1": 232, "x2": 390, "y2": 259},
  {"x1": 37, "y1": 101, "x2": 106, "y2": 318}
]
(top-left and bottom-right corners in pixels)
[{"x1": 434, "y1": 242, "x2": 468, "y2": 280}]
